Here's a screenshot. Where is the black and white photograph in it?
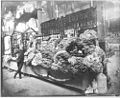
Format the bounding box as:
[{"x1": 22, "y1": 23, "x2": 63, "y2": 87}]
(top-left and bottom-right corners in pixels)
[{"x1": 1, "y1": 0, "x2": 120, "y2": 97}]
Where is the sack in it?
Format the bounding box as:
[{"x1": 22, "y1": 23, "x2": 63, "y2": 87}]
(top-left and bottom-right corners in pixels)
[
  {"x1": 31, "y1": 53, "x2": 42, "y2": 66},
  {"x1": 26, "y1": 52, "x2": 36, "y2": 66}
]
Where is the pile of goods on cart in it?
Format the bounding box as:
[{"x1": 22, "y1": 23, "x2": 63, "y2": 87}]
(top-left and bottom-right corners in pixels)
[
  {"x1": 25, "y1": 29, "x2": 107, "y2": 78},
  {"x1": 11, "y1": 29, "x2": 108, "y2": 94}
]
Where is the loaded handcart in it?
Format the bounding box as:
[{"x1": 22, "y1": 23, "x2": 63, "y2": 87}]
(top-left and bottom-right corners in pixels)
[{"x1": 5, "y1": 7, "x2": 109, "y2": 95}]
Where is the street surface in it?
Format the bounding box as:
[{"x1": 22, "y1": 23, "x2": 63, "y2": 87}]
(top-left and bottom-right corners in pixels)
[{"x1": 1, "y1": 51, "x2": 120, "y2": 96}]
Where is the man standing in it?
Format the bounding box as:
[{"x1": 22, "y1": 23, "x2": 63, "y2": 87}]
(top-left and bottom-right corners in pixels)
[{"x1": 14, "y1": 44, "x2": 26, "y2": 79}]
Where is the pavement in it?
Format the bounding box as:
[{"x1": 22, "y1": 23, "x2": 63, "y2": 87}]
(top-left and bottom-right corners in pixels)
[
  {"x1": 1, "y1": 51, "x2": 120, "y2": 96},
  {"x1": 106, "y1": 51, "x2": 120, "y2": 95},
  {"x1": 2, "y1": 69, "x2": 83, "y2": 97}
]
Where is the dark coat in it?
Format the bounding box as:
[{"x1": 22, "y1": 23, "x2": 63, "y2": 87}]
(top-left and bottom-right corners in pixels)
[{"x1": 15, "y1": 49, "x2": 25, "y2": 63}]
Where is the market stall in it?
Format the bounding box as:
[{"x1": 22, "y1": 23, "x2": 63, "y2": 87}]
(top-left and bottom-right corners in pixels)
[
  {"x1": 24, "y1": 29, "x2": 108, "y2": 94},
  {"x1": 7, "y1": 6, "x2": 108, "y2": 94},
  {"x1": 18, "y1": 7, "x2": 108, "y2": 94}
]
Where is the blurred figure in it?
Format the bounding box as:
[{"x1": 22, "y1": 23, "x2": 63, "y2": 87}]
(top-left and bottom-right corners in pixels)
[{"x1": 14, "y1": 44, "x2": 26, "y2": 79}]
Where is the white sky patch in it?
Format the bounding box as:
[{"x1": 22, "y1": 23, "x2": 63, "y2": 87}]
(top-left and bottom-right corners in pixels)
[
  {"x1": 41, "y1": 1, "x2": 47, "y2": 7},
  {"x1": 4, "y1": 36, "x2": 11, "y2": 54},
  {"x1": 15, "y1": 2, "x2": 38, "y2": 32},
  {"x1": 16, "y1": 23, "x2": 28, "y2": 32},
  {"x1": 26, "y1": 18, "x2": 38, "y2": 31},
  {"x1": 4, "y1": 11, "x2": 13, "y2": 20},
  {"x1": 4, "y1": 19, "x2": 14, "y2": 33},
  {"x1": 16, "y1": 2, "x2": 35, "y2": 18},
  {"x1": 23, "y1": 2, "x2": 35, "y2": 12},
  {"x1": 16, "y1": 6, "x2": 24, "y2": 18},
  {"x1": 27, "y1": 18, "x2": 37, "y2": 28},
  {"x1": 3, "y1": 2, "x2": 41, "y2": 34}
]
